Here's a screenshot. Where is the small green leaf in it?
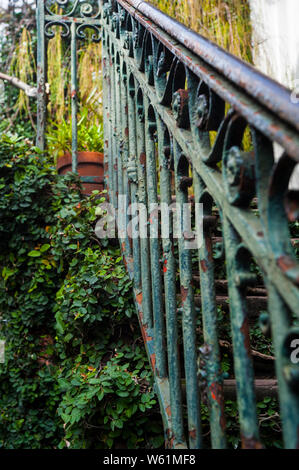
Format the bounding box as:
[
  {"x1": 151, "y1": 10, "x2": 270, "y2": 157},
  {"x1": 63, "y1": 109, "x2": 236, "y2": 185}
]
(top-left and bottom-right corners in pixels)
[
  {"x1": 40, "y1": 243, "x2": 51, "y2": 252},
  {"x1": 116, "y1": 391, "x2": 129, "y2": 397},
  {"x1": 28, "y1": 250, "x2": 41, "y2": 257}
]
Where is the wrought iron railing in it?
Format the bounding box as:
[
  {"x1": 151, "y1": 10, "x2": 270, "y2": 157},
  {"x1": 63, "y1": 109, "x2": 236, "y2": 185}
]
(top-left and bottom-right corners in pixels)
[{"x1": 37, "y1": 0, "x2": 299, "y2": 449}]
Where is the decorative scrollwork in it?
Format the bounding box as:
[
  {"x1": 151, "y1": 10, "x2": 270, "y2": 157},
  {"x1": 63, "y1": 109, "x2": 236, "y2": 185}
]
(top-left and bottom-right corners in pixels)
[
  {"x1": 200, "y1": 82, "x2": 224, "y2": 132},
  {"x1": 80, "y1": 2, "x2": 94, "y2": 17},
  {"x1": 76, "y1": 23, "x2": 101, "y2": 42},
  {"x1": 45, "y1": 0, "x2": 101, "y2": 19},
  {"x1": 222, "y1": 145, "x2": 255, "y2": 207},
  {"x1": 45, "y1": 1, "x2": 101, "y2": 43},
  {"x1": 267, "y1": 153, "x2": 299, "y2": 285},
  {"x1": 221, "y1": 112, "x2": 255, "y2": 207},
  {"x1": 127, "y1": 157, "x2": 138, "y2": 183},
  {"x1": 45, "y1": 20, "x2": 70, "y2": 38},
  {"x1": 172, "y1": 89, "x2": 189, "y2": 129}
]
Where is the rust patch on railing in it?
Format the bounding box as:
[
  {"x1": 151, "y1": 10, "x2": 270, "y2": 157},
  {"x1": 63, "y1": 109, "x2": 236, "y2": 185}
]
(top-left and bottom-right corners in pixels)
[{"x1": 240, "y1": 316, "x2": 251, "y2": 356}]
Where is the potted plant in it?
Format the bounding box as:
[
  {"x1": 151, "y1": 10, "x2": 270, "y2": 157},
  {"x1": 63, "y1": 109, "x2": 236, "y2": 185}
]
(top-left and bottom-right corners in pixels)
[{"x1": 46, "y1": 107, "x2": 104, "y2": 195}]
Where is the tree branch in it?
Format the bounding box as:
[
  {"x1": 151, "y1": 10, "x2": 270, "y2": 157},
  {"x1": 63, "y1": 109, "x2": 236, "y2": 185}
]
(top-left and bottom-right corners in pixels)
[{"x1": 0, "y1": 71, "x2": 37, "y2": 98}]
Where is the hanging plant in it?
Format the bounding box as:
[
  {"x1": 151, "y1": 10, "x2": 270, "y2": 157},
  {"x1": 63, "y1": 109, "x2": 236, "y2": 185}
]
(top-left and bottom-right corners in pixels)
[
  {"x1": 9, "y1": 27, "x2": 36, "y2": 127},
  {"x1": 47, "y1": 29, "x2": 68, "y2": 123}
]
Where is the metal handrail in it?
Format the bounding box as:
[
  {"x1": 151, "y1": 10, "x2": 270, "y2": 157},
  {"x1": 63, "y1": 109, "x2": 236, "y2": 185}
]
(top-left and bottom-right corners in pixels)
[{"x1": 123, "y1": 0, "x2": 299, "y2": 133}]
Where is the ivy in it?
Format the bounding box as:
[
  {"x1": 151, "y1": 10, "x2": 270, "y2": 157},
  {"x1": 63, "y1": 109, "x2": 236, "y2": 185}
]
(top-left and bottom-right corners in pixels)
[{"x1": 0, "y1": 135, "x2": 163, "y2": 449}]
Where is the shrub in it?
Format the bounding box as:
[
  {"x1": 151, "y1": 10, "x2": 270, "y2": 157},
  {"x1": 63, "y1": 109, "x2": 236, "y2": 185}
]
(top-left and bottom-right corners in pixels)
[{"x1": 0, "y1": 134, "x2": 163, "y2": 449}]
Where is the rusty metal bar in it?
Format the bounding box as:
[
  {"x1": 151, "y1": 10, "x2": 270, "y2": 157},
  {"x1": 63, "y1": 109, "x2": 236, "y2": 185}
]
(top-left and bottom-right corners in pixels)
[
  {"x1": 135, "y1": 87, "x2": 153, "y2": 329},
  {"x1": 193, "y1": 171, "x2": 227, "y2": 449},
  {"x1": 157, "y1": 120, "x2": 184, "y2": 446},
  {"x1": 102, "y1": 29, "x2": 109, "y2": 192},
  {"x1": 127, "y1": 75, "x2": 141, "y2": 289},
  {"x1": 119, "y1": 60, "x2": 132, "y2": 261},
  {"x1": 144, "y1": 98, "x2": 166, "y2": 378},
  {"x1": 36, "y1": 0, "x2": 46, "y2": 150},
  {"x1": 222, "y1": 217, "x2": 261, "y2": 448},
  {"x1": 173, "y1": 140, "x2": 202, "y2": 449},
  {"x1": 71, "y1": 21, "x2": 78, "y2": 172}
]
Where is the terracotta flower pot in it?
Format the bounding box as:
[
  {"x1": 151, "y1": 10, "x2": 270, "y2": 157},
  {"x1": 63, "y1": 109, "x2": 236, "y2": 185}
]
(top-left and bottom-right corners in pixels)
[{"x1": 57, "y1": 151, "x2": 104, "y2": 195}]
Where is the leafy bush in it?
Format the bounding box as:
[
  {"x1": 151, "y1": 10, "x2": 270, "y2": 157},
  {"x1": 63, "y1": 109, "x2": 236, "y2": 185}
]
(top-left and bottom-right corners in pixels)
[{"x1": 0, "y1": 134, "x2": 163, "y2": 449}]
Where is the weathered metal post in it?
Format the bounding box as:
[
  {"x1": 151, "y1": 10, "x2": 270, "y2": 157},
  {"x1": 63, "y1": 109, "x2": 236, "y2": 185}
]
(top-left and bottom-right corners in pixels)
[
  {"x1": 70, "y1": 21, "x2": 78, "y2": 173},
  {"x1": 36, "y1": 0, "x2": 101, "y2": 169},
  {"x1": 36, "y1": 0, "x2": 46, "y2": 151}
]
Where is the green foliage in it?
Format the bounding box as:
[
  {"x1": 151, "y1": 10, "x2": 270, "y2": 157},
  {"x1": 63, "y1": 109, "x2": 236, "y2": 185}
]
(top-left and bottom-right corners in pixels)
[
  {"x1": 200, "y1": 397, "x2": 282, "y2": 449},
  {"x1": 224, "y1": 396, "x2": 282, "y2": 449},
  {"x1": 0, "y1": 135, "x2": 163, "y2": 449},
  {"x1": 0, "y1": 2, "x2": 36, "y2": 138},
  {"x1": 0, "y1": 135, "x2": 67, "y2": 448},
  {"x1": 57, "y1": 343, "x2": 162, "y2": 449},
  {"x1": 46, "y1": 107, "x2": 104, "y2": 163},
  {"x1": 77, "y1": 111, "x2": 104, "y2": 153},
  {"x1": 151, "y1": 0, "x2": 252, "y2": 63}
]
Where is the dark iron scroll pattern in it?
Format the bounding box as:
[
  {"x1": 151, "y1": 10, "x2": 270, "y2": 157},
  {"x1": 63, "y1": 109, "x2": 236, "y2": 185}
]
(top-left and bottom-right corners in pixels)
[
  {"x1": 44, "y1": 0, "x2": 101, "y2": 41},
  {"x1": 100, "y1": 0, "x2": 299, "y2": 449},
  {"x1": 37, "y1": 0, "x2": 101, "y2": 164},
  {"x1": 45, "y1": 0, "x2": 101, "y2": 19}
]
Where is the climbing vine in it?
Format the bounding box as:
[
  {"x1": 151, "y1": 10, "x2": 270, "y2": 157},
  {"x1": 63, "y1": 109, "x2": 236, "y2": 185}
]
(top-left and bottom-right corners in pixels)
[{"x1": 0, "y1": 135, "x2": 163, "y2": 449}]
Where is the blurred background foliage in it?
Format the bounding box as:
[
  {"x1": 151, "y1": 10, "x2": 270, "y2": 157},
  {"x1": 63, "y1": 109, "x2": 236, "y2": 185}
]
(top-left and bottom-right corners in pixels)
[
  {"x1": 151, "y1": 0, "x2": 252, "y2": 62},
  {"x1": 0, "y1": 0, "x2": 251, "y2": 140},
  {"x1": 0, "y1": 1, "x2": 103, "y2": 142}
]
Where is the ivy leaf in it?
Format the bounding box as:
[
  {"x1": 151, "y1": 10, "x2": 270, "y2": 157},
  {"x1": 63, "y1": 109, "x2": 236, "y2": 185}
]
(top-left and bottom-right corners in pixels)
[
  {"x1": 114, "y1": 419, "x2": 124, "y2": 429},
  {"x1": 28, "y1": 250, "x2": 41, "y2": 257},
  {"x1": 116, "y1": 391, "x2": 129, "y2": 397},
  {"x1": 40, "y1": 243, "x2": 51, "y2": 252},
  {"x1": 55, "y1": 311, "x2": 65, "y2": 334}
]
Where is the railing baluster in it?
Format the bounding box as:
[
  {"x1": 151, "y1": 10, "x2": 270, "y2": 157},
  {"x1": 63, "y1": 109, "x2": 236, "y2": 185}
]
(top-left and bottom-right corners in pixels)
[
  {"x1": 70, "y1": 21, "x2": 78, "y2": 173},
  {"x1": 36, "y1": 0, "x2": 46, "y2": 151},
  {"x1": 266, "y1": 284, "x2": 299, "y2": 448},
  {"x1": 120, "y1": 61, "x2": 132, "y2": 261},
  {"x1": 102, "y1": 31, "x2": 110, "y2": 193},
  {"x1": 144, "y1": 98, "x2": 166, "y2": 378},
  {"x1": 135, "y1": 89, "x2": 153, "y2": 329},
  {"x1": 157, "y1": 120, "x2": 185, "y2": 445},
  {"x1": 193, "y1": 171, "x2": 227, "y2": 449},
  {"x1": 110, "y1": 46, "x2": 118, "y2": 209},
  {"x1": 222, "y1": 217, "x2": 261, "y2": 448},
  {"x1": 173, "y1": 140, "x2": 202, "y2": 449},
  {"x1": 107, "y1": 42, "x2": 114, "y2": 202},
  {"x1": 127, "y1": 75, "x2": 141, "y2": 289},
  {"x1": 115, "y1": 54, "x2": 123, "y2": 212}
]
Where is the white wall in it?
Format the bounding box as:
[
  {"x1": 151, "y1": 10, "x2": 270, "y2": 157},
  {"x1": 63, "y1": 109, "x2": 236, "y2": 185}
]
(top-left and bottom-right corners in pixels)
[
  {"x1": 249, "y1": 0, "x2": 299, "y2": 90},
  {"x1": 249, "y1": 0, "x2": 299, "y2": 187}
]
